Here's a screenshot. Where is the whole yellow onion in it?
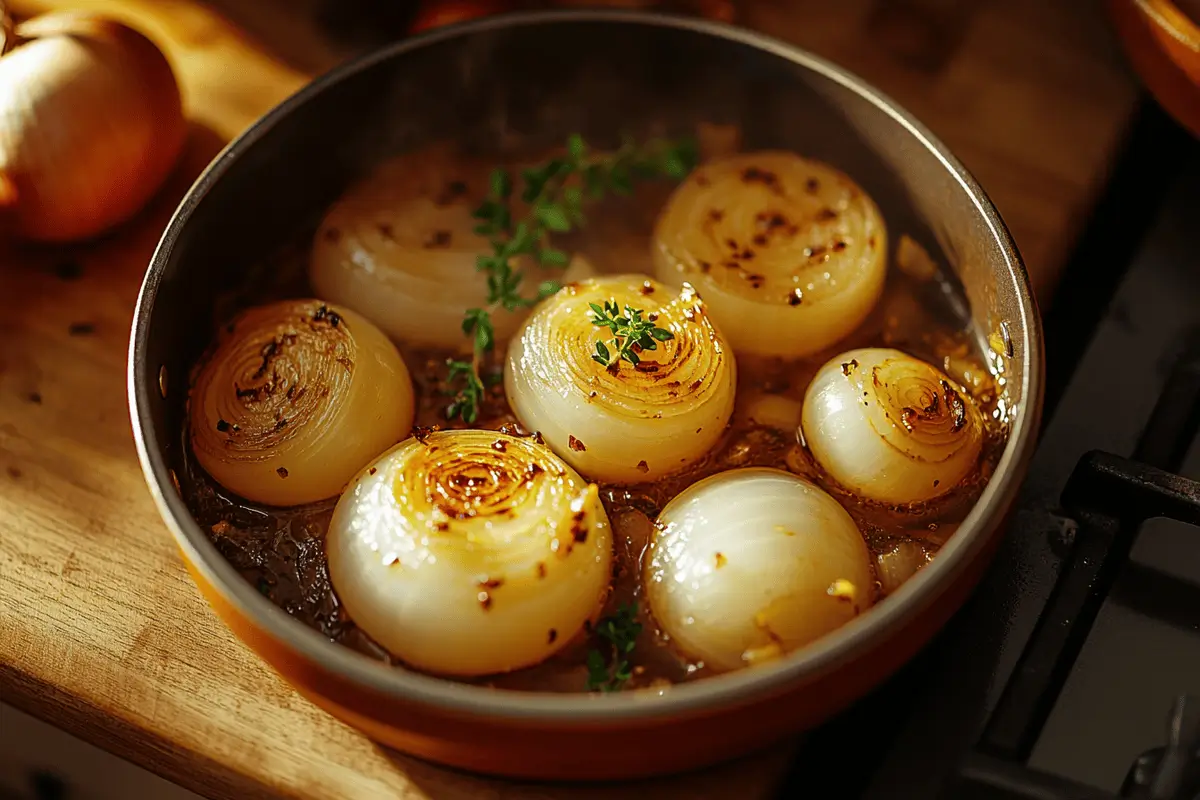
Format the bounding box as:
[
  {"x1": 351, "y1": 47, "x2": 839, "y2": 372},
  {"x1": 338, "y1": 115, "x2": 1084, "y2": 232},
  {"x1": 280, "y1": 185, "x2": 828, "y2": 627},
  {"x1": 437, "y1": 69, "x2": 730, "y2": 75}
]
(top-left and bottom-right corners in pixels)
[
  {"x1": 189, "y1": 299, "x2": 415, "y2": 507},
  {"x1": 0, "y1": 7, "x2": 185, "y2": 242}
]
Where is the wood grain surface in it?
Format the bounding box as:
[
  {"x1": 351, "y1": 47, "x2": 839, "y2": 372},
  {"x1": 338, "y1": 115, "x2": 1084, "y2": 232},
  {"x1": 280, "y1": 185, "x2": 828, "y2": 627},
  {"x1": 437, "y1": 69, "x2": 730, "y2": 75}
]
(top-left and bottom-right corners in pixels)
[{"x1": 0, "y1": 0, "x2": 1139, "y2": 797}]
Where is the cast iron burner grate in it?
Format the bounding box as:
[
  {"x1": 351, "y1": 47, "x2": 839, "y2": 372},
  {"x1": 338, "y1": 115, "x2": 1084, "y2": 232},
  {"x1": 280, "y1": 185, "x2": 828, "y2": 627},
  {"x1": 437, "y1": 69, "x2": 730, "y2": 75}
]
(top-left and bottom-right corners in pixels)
[{"x1": 951, "y1": 344, "x2": 1200, "y2": 799}]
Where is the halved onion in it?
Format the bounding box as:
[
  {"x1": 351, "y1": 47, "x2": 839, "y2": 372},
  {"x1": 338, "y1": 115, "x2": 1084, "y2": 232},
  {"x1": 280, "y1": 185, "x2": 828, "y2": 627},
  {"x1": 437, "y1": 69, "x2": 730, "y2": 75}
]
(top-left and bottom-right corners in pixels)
[
  {"x1": 505, "y1": 275, "x2": 737, "y2": 484},
  {"x1": 644, "y1": 467, "x2": 873, "y2": 672},
  {"x1": 189, "y1": 299, "x2": 414, "y2": 506},
  {"x1": 326, "y1": 430, "x2": 612, "y2": 676},
  {"x1": 309, "y1": 147, "x2": 593, "y2": 350},
  {"x1": 801, "y1": 348, "x2": 984, "y2": 505},
  {"x1": 653, "y1": 151, "x2": 887, "y2": 358}
]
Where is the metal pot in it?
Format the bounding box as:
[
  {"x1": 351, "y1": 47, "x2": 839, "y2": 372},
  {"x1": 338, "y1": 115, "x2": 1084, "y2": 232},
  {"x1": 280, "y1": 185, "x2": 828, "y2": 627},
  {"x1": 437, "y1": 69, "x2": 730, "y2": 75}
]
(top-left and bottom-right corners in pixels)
[{"x1": 128, "y1": 10, "x2": 1044, "y2": 781}]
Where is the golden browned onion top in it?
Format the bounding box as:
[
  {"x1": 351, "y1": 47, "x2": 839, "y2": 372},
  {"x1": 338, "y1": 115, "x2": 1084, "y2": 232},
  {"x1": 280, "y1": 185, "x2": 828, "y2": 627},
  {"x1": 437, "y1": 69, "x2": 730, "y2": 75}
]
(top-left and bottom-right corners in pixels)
[
  {"x1": 654, "y1": 151, "x2": 886, "y2": 306},
  {"x1": 513, "y1": 277, "x2": 732, "y2": 419},
  {"x1": 193, "y1": 300, "x2": 355, "y2": 461},
  {"x1": 404, "y1": 431, "x2": 567, "y2": 523},
  {"x1": 857, "y1": 355, "x2": 977, "y2": 462}
]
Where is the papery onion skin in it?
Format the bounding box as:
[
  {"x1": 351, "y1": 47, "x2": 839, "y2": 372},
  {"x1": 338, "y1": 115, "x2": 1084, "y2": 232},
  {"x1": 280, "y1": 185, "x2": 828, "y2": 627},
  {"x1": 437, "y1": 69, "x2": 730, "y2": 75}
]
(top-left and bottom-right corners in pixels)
[
  {"x1": 801, "y1": 347, "x2": 984, "y2": 505},
  {"x1": 652, "y1": 151, "x2": 887, "y2": 358},
  {"x1": 189, "y1": 299, "x2": 415, "y2": 507},
  {"x1": 0, "y1": 12, "x2": 185, "y2": 242},
  {"x1": 645, "y1": 467, "x2": 873, "y2": 672},
  {"x1": 505, "y1": 275, "x2": 737, "y2": 484},
  {"x1": 309, "y1": 148, "x2": 593, "y2": 350},
  {"x1": 326, "y1": 430, "x2": 612, "y2": 677}
]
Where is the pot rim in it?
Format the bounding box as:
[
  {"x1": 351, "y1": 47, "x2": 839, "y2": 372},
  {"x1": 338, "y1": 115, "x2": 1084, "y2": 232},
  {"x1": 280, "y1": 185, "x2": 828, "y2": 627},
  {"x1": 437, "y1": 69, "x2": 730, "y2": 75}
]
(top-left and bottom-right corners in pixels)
[{"x1": 128, "y1": 8, "x2": 1044, "y2": 723}]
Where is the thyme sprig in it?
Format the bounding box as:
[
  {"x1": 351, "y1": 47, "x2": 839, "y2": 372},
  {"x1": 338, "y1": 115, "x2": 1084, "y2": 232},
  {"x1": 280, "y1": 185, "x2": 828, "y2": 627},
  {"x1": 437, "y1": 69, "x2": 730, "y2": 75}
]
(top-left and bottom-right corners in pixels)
[
  {"x1": 585, "y1": 602, "x2": 643, "y2": 693},
  {"x1": 443, "y1": 359, "x2": 487, "y2": 423},
  {"x1": 443, "y1": 133, "x2": 698, "y2": 423},
  {"x1": 589, "y1": 300, "x2": 674, "y2": 369}
]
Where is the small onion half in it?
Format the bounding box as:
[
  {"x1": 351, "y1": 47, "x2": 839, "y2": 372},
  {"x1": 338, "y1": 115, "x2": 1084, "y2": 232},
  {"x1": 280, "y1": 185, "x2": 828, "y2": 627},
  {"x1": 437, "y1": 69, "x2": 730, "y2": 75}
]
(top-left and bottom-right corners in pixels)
[
  {"x1": 309, "y1": 148, "x2": 592, "y2": 350},
  {"x1": 326, "y1": 430, "x2": 613, "y2": 677},
  {"x1": 505, "y1": 275, "x2": 737, "y2": 484},
  {"x1": 801, "y1": 348, "x2": 984, "y2": 505},
  {"x1": 189, "y1": 299, "x2": 415, "y2": 506},
  {"x1": 645, "y1": 467, "x2": 873, "y2": 672},
  {"x1": 653, "y1": 151, "x2": 887, "y2": 358}
]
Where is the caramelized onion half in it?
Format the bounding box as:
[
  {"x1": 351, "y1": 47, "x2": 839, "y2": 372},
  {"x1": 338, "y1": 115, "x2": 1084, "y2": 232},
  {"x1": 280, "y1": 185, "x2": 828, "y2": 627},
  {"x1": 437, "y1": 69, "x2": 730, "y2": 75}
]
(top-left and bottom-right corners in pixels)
[
  {"x1": 189, "y1": 299, "x2": 414, "y2": 506},
  {"x1": 653, "y1": 151, "x2": 887, "y2": 357},
  {"x1": 505, "y1": 275, "x2": 737, "y2": 484},
  {"x1": 326, "y1": 430, "x2": 612, "y2": 677},
  {"x1": 309, "y1": 148, "x2": 592, "y2": 350},
  {"x1": 801, "y1": 348, "x2": 984, "y2": 504},
  {"x1": 645, "y1": 468, "x2": 873, "y2": 671}
]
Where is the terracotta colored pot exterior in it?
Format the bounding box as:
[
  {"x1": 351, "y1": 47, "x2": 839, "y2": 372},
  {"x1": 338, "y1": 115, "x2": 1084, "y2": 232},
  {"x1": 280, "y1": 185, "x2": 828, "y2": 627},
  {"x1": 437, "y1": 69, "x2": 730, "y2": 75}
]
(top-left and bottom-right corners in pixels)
[
  {"x1": 179, "y1": 505, "x2": 1013, "y2": 779},
  {"x1": 1109, "y1": 0, "x2": 1200, "y2": 137},
  {"x1": 131, "y1": 11, "x2": 1043, "y2": 780}
]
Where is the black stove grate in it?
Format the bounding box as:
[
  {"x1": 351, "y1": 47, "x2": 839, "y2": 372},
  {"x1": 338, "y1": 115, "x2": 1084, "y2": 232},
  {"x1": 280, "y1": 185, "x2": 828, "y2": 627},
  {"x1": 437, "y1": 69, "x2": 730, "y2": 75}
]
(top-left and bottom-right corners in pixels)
[
  {"x1": 951, "y1": 342, "x2": 1200, "y2": 800},
  {"x1": 1122, "y1": 695, "x2": 1200, "y2": 800}
]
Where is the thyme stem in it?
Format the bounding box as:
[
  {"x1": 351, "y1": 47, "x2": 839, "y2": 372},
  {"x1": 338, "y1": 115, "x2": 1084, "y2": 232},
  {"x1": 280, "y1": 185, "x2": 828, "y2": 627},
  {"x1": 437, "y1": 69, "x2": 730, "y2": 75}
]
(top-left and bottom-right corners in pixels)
[{"x1": 444, "y1": 133, "x2": 697, "y2": 422}]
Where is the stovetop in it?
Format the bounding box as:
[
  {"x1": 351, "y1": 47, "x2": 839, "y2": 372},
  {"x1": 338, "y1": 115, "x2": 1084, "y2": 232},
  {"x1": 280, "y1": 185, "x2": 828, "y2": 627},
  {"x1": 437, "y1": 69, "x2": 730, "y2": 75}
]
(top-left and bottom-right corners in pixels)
[{"x1": 780, "y1": 100, "x2": 1200, "y2": 799}]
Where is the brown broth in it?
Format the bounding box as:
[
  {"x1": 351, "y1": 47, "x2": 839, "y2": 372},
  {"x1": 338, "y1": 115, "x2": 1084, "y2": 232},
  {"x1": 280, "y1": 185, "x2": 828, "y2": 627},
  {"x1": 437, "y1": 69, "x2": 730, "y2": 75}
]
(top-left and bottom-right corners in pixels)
[{"x1": 178, "y1": 156, "x2": 1007, "y2": 695}]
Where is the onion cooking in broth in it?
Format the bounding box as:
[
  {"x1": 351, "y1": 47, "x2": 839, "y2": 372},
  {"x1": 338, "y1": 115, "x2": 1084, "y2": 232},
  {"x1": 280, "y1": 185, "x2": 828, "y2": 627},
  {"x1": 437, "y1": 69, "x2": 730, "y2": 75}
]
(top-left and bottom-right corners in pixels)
[
  {"x1": 645, "y1": 467, "x2": 873, "y2": 672},
  {"x1": 180, "y1": 132, "x2": 1008, "y2": 694},
  {"x1": 188, "y1": 299, "x2": 415, "y2": 507},
  {"x1": 505, "y1": 275, "x2": 736, "y2": 484},
  {"x1": 310, "y1": 148, "x2": 595, "y2": 350},
  {"x1": 327, "y1": 429, "x2": 612, "y2": 676},
  {"x1": 653, "y1": 151, "x2": 888, "y2": 358},
  {"x1": 802, "y1": 347, "x2": 985, "y2": 505}
]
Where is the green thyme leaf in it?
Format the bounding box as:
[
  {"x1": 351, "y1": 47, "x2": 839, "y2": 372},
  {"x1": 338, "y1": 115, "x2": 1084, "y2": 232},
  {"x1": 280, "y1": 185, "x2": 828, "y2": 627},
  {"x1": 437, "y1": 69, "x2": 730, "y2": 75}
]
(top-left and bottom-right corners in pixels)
[
  {"x1": 585, "y1": 602, "x2": 643, "y2": 692},
  {"x1": 445, "y1": 133, "x2": 697, "y2": 422},
  {"x1": 588, "y1": 301, "x2": 674, "y2": 369},
  {"x1": 537, "y1": 280, "x2": 563, "y2": 299}
]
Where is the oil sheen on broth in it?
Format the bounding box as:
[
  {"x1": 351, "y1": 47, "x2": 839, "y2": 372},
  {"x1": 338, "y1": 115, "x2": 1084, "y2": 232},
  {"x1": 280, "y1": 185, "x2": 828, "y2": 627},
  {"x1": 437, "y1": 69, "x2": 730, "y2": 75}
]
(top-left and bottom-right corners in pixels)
[{"x1": 180, "y1": 137, "x2": 1008, "y2": 694}]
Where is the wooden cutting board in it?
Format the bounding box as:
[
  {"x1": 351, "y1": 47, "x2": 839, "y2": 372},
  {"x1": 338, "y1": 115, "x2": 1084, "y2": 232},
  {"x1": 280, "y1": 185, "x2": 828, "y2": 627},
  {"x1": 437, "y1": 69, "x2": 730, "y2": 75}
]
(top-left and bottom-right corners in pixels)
[{"x1": 0, "y1": 0, "x2": 1139, "y2": 798}]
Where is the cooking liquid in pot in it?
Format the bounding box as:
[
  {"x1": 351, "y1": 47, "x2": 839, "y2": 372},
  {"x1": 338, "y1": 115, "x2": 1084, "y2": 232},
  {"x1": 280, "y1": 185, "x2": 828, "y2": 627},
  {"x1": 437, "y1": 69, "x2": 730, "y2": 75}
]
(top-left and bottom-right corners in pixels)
[{"x1": 178, "y1": 151, "x2": 1009, "y2": 693}]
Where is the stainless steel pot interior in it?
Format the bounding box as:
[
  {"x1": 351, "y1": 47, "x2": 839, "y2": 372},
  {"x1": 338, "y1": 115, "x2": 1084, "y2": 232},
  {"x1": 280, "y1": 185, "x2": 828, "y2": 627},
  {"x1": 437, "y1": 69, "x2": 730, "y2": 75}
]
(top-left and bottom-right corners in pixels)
[{"x1": 129, "y1": 10, "x2": 1042, "y2": 722}]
